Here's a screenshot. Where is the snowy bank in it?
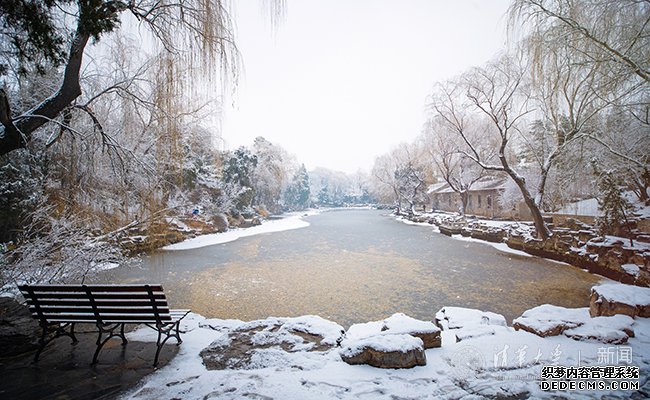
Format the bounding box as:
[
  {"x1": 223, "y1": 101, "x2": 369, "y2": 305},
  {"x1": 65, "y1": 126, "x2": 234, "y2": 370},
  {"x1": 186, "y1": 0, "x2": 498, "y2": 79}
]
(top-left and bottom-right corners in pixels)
[
  {"x1": 162, "y1": 212, "x2": 314, "y2": 250},
  {"x1": 119, "y1": 293, "x2": 650, "y2": 399}
]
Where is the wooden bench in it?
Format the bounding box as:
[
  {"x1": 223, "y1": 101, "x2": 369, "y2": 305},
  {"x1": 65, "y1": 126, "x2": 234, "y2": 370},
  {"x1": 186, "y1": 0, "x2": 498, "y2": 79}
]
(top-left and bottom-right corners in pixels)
[{"x1": 18, "y1": 284, "x2": 190, "y2": 367}]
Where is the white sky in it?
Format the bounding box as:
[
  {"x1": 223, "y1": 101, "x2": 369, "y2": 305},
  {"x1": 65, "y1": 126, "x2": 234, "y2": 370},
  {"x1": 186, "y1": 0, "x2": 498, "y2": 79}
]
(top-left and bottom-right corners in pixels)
[{"x1": 221, "y1": 0, "x2": 512, "y2": 174}]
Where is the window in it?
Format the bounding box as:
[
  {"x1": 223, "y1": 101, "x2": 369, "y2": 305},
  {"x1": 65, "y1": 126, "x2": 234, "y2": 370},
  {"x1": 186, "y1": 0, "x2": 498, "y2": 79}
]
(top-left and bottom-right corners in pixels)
[{"x1": 478, "y1": 195, "x2": 482, "y2": 208}]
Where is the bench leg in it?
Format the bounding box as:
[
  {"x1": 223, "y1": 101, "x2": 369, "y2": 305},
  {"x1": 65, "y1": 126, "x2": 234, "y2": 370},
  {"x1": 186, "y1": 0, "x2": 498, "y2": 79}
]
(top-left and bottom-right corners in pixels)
[
  {"x1": 92, "y1": 323, "x2": 128, "y2": 365},
  {"x1": 33, "y1": 322, "x2": 78, "y2": 363},
  {"x1": 152, "y1": 320, "x2": 183, "y2": 367},
  {"x1": 70, "y1": 323, "x2": 78, "y2": 344}
]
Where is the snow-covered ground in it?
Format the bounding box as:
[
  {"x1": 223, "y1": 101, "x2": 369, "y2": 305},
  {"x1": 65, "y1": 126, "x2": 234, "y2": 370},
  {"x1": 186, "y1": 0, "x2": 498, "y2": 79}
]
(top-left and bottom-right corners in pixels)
[
  {"x1": 163, "y1": 211, "x2": 319, "y2": 251},
  {"x1": 119, "y1": 301, "x2": 650, "y2": 399}
]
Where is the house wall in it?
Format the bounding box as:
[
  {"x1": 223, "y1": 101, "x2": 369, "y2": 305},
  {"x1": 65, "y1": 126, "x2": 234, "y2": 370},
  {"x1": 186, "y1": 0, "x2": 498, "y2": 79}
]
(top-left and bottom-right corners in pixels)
[{"x1": 431, "y1": 189, "x2": 523, "y2": 220}]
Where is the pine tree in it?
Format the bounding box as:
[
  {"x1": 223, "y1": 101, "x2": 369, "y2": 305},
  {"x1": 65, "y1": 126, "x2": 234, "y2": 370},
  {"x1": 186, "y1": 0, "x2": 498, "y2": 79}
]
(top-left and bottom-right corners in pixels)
[{"x1": 596, "y1": 170, "x2": 635, "y2": 241}]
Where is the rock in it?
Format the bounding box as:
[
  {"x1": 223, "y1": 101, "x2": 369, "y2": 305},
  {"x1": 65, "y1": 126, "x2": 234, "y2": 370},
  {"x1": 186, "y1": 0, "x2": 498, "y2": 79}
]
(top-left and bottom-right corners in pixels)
[
  {"x1": 563, "y1": 315, "x2": 635, "y2": 344},
  {"x1": 381, "y1": 313, "x2": 441, "y2": 349},
  {"x1": 346, "y1": 313, "x2": 441, "y2": 349},
  {"x1": 239, "y1": 218, "x2": 262, "y2": 228},
  {"x1": 200, "y1": 316, "x2": 344, "y2": 370},
  {"x1": 454, "y1": 324, "x2": 508, "y2": 342},
  {"x1": 590, "y1": 283, "x2": 650, "y2": 317},
  {"x1": 0, "y1": 297, "x2": 41, "y2": 357},
  {"x1": 434, "y1": 307, "x2": 509, "y2": 343},
  {"x1": 435, "y1": 307, "x2": 507, "y2": 330},
  {"x1": 340, "y1": 334, "x2": 426, "y2": 369},
  {"x1": 513, "y1": 305, "x2": 590, "y2": 337},
  {"x1": 227, "y1": 214, "x2": 244, "y2": 228},
  {"x1": 211, "y1": 213, "x2": 229, "y2": 232}
]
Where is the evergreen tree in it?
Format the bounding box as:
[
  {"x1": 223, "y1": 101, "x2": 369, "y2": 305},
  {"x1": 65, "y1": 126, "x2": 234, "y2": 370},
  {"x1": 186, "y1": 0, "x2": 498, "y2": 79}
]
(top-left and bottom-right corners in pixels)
[
  {"x1": 596, "y1": 170, "x2": 635, "y2": 238},
  {"x1": 284, "y1": 164, "x2": 310, "y2": 210},
  {"x1": 317, "y1": 183, "x2": 330, "y2": 206},
  {"x1": 223, "y1": 147, "x2": 257, "y2": 211}
]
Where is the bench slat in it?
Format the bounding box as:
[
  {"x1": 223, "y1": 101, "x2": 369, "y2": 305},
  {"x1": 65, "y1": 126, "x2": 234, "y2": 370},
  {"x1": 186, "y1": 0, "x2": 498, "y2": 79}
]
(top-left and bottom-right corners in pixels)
[
  {"x1": 22, "y1": 292, "x2": 166, "y2": 300},
  {"x1": 19, "y1": 284, "x2": 165, "y2": 293},
  {"x1": 24, "y1": 299, "x2": 169, "y2": 307},
  {"x1": 36, "y1": 314, "x2": 173, "y2": 322},
  {"x1": 30, "y1": 306, "x2": 172, "y2": 315}
]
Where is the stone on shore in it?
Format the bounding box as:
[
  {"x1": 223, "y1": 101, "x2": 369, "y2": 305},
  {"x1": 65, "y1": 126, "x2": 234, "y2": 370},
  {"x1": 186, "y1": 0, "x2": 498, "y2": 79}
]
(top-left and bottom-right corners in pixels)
[
  {"x1": 199, "y1": 315, "x2": 344, "y2": 370},
  {"x1": 590, "y1": 283, "x2": 650, "y2": 318},
  {"x1": 434, "y1": 307, "x2": 509, "y2": 342},
  {"x1": 435, "y1": 306, "x2": 507, "y2": 330},
  {"x1": 513, "y1": 305, "x2": 590, "y2": 337},
  {"x1": 346, "y1": 313, "x2": 441, "y2": 349},
  {"x1": 563, "y1": 315, "x2": 635, "y2": 344},
  {"x1": 340, "y1": 334, "x2": 426, "y2": 369},
  {"x1": 513, "y1": 304, "x2": 636, "y2": 344}
]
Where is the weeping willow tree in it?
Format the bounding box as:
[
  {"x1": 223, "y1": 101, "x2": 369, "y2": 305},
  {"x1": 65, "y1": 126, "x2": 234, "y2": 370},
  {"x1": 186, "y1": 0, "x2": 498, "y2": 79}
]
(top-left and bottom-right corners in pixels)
[
  {"x1": 508, "y1": 0, "x2": 650, "y2": 205},
  {"x1": 0, "y1": 0, "x2": 283, "y2": 156}
]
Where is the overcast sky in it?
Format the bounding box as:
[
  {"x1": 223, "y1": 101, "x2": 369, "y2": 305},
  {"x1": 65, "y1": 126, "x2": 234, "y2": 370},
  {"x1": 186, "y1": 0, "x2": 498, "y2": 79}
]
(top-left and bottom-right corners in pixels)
[{"x1": 221, "y1": 0, "x2": 512, "y2": 173}]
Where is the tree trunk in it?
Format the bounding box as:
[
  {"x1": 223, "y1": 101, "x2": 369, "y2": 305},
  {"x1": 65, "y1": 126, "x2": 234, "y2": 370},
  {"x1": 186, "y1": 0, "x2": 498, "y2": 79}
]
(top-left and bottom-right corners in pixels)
[
  {"x1": 459, "y1": 190, "x2": 468, "y2": 216},
  {"x1": 0, "y1": 29, "x2": 90, "y2": 155},
  {"x1": 509, "y1": 171, "x2": 551, "y2": 240}
]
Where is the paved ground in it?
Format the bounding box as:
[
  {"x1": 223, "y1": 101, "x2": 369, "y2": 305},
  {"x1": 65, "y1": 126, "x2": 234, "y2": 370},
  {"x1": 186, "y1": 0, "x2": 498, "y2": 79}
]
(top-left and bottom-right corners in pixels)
[{"x1": 0, "y1": 327, "x2": 177, "y2": 400}]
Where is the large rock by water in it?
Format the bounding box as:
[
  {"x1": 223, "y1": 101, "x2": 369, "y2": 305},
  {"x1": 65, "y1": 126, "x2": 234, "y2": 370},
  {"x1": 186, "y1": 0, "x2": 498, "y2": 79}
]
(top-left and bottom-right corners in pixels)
[
  {"x1": 513, "y1": 305, "x2": 589, "y2": 337},
  {"x1": 590, "y1": 283, "x2": 650, "y2": 318},
  {"x1": 513, "y1": 304, "x2": 635, "y2": 344},
  {"x1": 340, "y1": 313, "x2": 438, "y2": 368},
  {"x1": 435, "y1": 307, "x2": 509, "y2": 342},
  {"x1": 340, "y1": 334, "x2": 426, "y2": 369},
  {"x1": 563, "y1": 315, "x2": 635, "y2": 344},
  {"x1": 346, "y1": 313, "x2": 441, "y2": 349},
  {"x1": 199, "y1": 316, "x2": 344, "y2": 370}
]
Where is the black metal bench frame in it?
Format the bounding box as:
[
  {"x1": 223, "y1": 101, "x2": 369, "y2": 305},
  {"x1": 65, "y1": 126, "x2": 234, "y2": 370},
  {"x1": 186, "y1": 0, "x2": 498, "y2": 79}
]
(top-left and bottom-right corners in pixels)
[{"x1": 19, "y1": 284, "x2": 190, "y2": 367}]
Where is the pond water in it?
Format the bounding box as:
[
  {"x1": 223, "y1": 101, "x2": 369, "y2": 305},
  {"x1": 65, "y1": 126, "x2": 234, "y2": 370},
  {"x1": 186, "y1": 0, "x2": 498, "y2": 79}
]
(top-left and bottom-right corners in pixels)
[{"x1": 100, "y1": 209, "x2": 603, "y2": 328}]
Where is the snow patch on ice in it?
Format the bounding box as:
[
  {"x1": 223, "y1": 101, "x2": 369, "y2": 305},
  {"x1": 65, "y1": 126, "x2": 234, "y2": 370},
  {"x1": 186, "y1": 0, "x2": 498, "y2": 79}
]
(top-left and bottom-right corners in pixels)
[
  {"x1": 162, "y1": 213, "x2": 312, "y2": 250},
  {"x1": 452, "y1": 234, "x2": 534, "y2": 258}
]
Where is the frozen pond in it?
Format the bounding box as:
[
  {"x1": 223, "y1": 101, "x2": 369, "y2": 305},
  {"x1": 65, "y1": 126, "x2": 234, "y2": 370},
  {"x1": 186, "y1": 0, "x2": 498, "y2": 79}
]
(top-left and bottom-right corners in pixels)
[{"x1": 101, "y1": 209, "x2": 602, "y2": 328}]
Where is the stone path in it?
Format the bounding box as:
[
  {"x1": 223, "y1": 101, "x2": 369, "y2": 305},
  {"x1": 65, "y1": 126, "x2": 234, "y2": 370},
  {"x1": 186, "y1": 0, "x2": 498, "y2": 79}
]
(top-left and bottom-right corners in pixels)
[{"x1": 0, "y1": 328, "x2": 177, "y2": 400}]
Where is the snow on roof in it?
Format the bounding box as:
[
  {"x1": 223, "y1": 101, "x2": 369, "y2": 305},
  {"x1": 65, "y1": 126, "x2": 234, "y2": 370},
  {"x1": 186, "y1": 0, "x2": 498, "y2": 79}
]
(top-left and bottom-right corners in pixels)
[
  {"x1": 426, "y1": 182, "x2": 448, "y2": 194},
  {"x1": 427, "y1": 179, "x2": 506, "y2": 195},
  {"x1": 470, "y1": 179, "x2": 507, "y2": 191}
]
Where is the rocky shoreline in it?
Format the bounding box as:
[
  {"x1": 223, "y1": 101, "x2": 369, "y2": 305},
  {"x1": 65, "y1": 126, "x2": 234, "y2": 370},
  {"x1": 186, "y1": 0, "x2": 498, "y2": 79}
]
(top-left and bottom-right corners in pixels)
[
  {"x1": 404, "y1": 212, "x2": 650, "y2": 288},
  {"x1": 119, "y1": 212, "x2": 264, "y2": 255}
]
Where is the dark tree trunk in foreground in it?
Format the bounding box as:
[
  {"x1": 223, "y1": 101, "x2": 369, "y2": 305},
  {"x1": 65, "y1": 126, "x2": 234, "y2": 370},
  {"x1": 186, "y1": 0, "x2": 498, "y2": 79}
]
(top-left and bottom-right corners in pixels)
[{"x1": 0, "y1": 30, "x2": 89, "y2": 156}]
